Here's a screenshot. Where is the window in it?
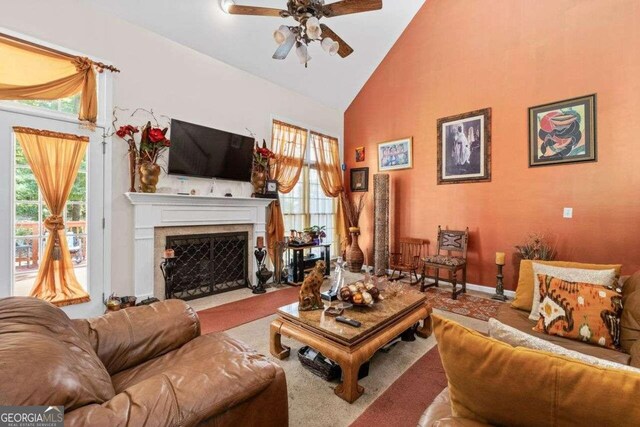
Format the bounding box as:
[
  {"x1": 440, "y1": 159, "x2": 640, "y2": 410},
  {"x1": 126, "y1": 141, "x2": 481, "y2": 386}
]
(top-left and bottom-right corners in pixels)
[
  {"x1": 4, "y1": 94, "x2": 81, "y2": 116},
  {"x1": 277, "y1": 122, "x2": 340, "y2": 256},
  {"x1": 13, "y1": 138, "x2": 87, "y2": 296}
]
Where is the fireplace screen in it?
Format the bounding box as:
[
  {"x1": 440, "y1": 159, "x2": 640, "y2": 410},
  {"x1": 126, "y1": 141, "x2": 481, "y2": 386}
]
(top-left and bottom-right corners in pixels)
[{"x1": 165, "y1": 232, "x2": 249, "y2": 300}]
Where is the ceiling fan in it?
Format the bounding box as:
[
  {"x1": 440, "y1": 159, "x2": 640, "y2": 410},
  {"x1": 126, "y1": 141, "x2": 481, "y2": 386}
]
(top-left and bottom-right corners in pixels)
[{"x1": 221, "y1": 0, "x2": 383, "y2": 66}]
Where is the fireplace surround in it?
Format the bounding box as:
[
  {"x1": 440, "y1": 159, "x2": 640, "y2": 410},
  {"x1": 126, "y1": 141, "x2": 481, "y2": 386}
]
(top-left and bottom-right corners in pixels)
[{"x1": 126, "y1": 193, "x2": 272, "y2": 300}]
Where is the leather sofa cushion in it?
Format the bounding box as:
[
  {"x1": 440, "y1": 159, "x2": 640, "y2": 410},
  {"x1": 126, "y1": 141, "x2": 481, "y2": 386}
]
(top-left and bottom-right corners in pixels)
[
  {"x1": 0, "y1": 297, "x2": 115, "y2": 410},
  {"x1": 621, "y1": 289, "x2": 640, "y2": 353},
  {"x1": 433, "y1": 315, "x2": 640, "y2": 427},
  {"x1": 73, "y1": 299, "x2": 200, "y2": 375},
  {"x1": 110, "y1": 332, "x2": 280, "y2": 423},
  {"x1": 495, "y1": 304, "x2": 630, "y2": 365},
  {"x1": 64, "y1": 362, "x2": 288, "y2": 427},
  {"x1": 418, "y1": 389, "x2": 491, "y2": 427},
  {"x1": 623, "y1": 271, "x2": 640, "y2": 303},
  {"x1": 511, "y1": 260, "x2": 622, "y2": 311}
]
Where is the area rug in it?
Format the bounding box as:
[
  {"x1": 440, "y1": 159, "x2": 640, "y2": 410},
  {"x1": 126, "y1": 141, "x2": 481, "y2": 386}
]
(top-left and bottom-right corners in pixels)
[
  {"x1": 197, "y1": 286, "x2": 299, "y2": 334},
  {"x1": 423, "y1": 287, "x2": 503, "y2": 321},
  {"x1": 350, "y1": 346, "x2": 447, "y2": 427}
]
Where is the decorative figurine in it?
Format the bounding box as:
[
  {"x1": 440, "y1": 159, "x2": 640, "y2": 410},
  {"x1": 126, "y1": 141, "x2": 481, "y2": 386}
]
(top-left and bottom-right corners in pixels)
[
  {"x1": 322, "y1": 257, "x2": 346, "y2": 301},
  {"x1": 299, "y1": 260, "x2": 326, "y2": 311},
  {"x1": 253, "y1": 244, "x2": 271, "y2": 294},
  {"x1": 160, "y1": 253, "x2": 177, "y2": 300}
]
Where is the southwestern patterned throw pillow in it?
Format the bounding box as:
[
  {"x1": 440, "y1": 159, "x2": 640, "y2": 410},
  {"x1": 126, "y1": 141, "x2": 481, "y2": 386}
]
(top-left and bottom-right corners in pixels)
[{"x1": 533, "y1": 274, "x2": 623, "y2": 349}]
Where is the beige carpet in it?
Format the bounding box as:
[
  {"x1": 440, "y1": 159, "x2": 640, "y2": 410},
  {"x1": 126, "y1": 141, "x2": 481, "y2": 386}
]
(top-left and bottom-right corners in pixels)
[{"x1": 223, "y1": 272, "x2": 488, "y2": 427}]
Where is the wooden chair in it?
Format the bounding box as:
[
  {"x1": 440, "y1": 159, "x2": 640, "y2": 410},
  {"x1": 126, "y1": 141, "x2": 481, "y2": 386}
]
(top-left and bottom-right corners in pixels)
[
  {"x1": 420, "y1": 226, "x2": 469, "y2": 299},
  {"x1": 389, "y1": 238, "x2": 428, "y2": 284}
]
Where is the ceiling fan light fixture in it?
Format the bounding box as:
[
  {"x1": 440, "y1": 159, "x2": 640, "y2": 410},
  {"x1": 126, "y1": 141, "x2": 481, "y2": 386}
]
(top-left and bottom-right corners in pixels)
[
  {"x1": 321, "y1": 37, "x2": 339, "y2": 56},
  {"x1": 305, "y1": 17, "x2": 322, "y2": 39},
  {"x1": 273, "y1": 25, "x2": 292, "y2": 45},
  {"x1": 220, "y1": 0, "x2": 235, "y2": 14},
  {"x1": 296, "y1": 43, "x2": 311, "y2": 64}
]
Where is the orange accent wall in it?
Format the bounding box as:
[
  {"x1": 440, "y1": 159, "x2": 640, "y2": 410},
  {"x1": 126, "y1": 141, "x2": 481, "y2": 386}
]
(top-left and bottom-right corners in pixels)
[{"x1": 344, "y1": 0, "x2": 640, "y2": 290}]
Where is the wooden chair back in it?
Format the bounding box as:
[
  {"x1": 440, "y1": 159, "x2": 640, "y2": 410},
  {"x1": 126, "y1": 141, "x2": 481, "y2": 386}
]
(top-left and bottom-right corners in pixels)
[
  {"x1": 395, "y1": 238, "x2": 428, "y2": 268},
  {"x1": 436, "y1": 226, "x2": 469, "y2": 259}
]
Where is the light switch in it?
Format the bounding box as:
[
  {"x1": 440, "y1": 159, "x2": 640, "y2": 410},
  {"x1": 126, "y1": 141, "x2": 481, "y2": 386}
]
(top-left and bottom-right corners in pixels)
[{"x1": 563, "y1": 207, "x2": 573, "y2": 219}]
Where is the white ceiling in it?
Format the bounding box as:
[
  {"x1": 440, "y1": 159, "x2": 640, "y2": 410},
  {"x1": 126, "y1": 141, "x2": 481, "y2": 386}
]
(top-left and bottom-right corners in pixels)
[{"x1": 85, "y1": 0, "x2": 426, "y2": 110}]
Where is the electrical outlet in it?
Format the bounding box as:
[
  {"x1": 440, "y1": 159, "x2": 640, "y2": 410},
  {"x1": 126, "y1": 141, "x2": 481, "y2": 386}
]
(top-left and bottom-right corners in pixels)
[{"x1": 563, "y1": 207, "x2": 573, "y2": 219}]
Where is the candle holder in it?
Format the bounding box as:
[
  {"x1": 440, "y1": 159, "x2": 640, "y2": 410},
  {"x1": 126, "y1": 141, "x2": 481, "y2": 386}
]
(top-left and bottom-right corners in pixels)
[
  {"x1": 253, "y1": 246, "x2": 272, "y2": 294},
  {"x1": 492, "y1": 263, "x2": 507, "y2": 301},
  {"x1": 160, "y1": 256, "x2": 177, "y2": 300}
]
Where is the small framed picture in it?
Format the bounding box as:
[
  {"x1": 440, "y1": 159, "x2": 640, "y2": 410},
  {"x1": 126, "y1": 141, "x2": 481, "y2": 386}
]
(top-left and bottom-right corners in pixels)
[
  {"x1": 265, "y1": 180, "x2": 279, "y2": 197},
  {"x1": 437, "y1": 108, "x2": 491, "y2": 184},
  {"x1": 355, "y1": 146, "x2": 365, "y2": 162},
  {"x1": 378, "y1": 138, "x2": 413, "y2": 171},
  {"x1": 350, "y1": 167, "x2": 369, "y2": 192},
  {"x1": 528, "y1": 94, "x2": 597, "y2": 167}
]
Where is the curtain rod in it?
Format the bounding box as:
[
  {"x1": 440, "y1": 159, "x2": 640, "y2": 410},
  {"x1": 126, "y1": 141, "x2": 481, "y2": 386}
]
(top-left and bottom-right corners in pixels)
[{"x1": 0, "y1": 32, "x2": 120, "y2": 73}]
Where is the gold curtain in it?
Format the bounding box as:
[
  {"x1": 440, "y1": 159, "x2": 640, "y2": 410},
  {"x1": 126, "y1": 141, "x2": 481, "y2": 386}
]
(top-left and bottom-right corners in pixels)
[
  {"x1": 0, "y1": 33, "x2": 118, "y2": 123},
  {"x1": 310, "y1": 131, "x2": 349, "y2": 254},
  {"x1": 267, "y1": 120, "x2": 308, "y2": 261},
  {"x1": 14, "y1": 127, "x2": 90, "y2": 306}
]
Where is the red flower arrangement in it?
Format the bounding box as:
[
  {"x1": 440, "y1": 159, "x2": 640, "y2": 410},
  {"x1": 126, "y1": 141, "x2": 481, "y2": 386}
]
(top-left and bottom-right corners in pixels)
[
  {"x1": 112, "y1": 108, "x2": 172, "y2": 192},
  {"x1": 114, "y1": 121, "x2": 171, "y2": 164},
  {"x1": 254, "y1": 140, "x2": 275, "y2": 170}
]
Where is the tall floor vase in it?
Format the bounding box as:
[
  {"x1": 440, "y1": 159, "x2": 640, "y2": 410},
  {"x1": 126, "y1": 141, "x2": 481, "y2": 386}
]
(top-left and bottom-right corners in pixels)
[
  {"x1": 374, "y1": 174, "x2": 390, "y2": 276},
  {"x1": 347, "y1": 228, "x2": 364, "y2": 273}
]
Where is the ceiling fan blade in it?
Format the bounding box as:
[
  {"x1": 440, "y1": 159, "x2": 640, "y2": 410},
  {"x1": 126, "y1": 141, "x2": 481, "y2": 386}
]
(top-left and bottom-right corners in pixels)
[
  {"x1": 227, "y1": 5, "x2": 286, "y2": 17},
  {"x1": 323, "y1": 0, "x2": 382, "y2": 17},
  {"x1": 273, "y1": 34, "x2": 296, "y2": 60},
  {"x1": 320, "y1": 24, "x2": 354, "y2": 58}
]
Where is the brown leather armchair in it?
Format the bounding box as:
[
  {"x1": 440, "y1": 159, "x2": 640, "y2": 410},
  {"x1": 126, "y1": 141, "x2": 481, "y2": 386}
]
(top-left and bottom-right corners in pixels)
[{"x1": 0, "y1": 297, "x2": 288, "y2": 427}]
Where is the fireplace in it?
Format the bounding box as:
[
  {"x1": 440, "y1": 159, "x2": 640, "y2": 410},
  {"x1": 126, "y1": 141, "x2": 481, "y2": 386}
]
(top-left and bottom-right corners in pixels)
[
  {"x1": 164, "y1": 231, "x2": 250, "y2": 300},
  {"x1": 126, "y1": 193, "x2": 271, "y2": 300}
]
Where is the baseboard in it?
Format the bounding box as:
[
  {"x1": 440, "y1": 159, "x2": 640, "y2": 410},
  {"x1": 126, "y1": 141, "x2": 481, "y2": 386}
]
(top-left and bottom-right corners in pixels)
[
  {"x1": 465, "y1": 282, "x2": 515, "y2": 298},
  {"x1": 360, "y1": 265, "x2": 516, "y2": 299}
]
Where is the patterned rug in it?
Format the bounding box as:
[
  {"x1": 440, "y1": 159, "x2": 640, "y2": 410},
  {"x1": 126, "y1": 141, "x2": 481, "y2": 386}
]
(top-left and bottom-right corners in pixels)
[{"x1": 423, "y1": 287, "x2": 504, "y2": 321}]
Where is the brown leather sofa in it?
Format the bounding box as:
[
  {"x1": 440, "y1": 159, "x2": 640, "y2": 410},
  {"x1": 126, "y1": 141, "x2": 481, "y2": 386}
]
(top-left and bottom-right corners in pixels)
[
  {"x1": 0, "y1": 297, "x2": 288, "y2": 426},
  {"x1": 420, "y1": 271, "x2": 640, "y2": 427}
]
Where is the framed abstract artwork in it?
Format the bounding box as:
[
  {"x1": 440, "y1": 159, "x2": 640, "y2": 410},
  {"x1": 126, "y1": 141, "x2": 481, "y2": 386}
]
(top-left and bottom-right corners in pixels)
[
  {"x1": 528, "y1": 94, "x2": 597, "y2": 167},
  {"x1": 350, "y1": 167, "x2": 369, "y2": 192},
  {"x1": 437, "y1": 108, "x2": 491, "y2": 184},
  {"x1": 378, "y1": 137, "x2": 413, "y2": 171},
  {"x1": 355, "y1": 146, "x2": 365, "y2": 162}
]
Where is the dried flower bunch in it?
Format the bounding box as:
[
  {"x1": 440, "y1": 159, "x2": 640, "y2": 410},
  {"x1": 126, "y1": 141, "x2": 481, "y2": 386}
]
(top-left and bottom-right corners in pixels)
[
  {"x1": 342, "y1": 192, "x2": 367, "y2": 229},
  {"x1": 515, "y1": 232, "x2": 557, "y2": 260}
]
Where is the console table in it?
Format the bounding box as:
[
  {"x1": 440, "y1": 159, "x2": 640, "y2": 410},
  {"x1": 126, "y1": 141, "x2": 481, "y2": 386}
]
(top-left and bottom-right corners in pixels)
[{"x1": 286, "y1": 243, "x2": 331, "y2": 286}]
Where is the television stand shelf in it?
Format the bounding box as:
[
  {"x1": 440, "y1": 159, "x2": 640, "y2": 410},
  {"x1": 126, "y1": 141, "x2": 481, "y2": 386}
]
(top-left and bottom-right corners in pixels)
[{"x1": 285, "y1": 243, "x2": 331, "y2": 286}]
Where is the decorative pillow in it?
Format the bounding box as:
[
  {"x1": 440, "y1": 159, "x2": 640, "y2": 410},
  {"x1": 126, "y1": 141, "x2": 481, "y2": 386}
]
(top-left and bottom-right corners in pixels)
[
  {"x1": 433, "y1": 315, "x2": 640, "y2": 427},
  {"x1": 489, "y1": 318, "x2": 639, "y2": 373},
  {"x1": 528, "y1": 263, "x2": 616, "y2": 321},
  {"x1": 511, "y1": 260, "x2": 623, "y2": 312},
  {"x1": 533, "y1": 274, "x2": 622, "y2": 349}
]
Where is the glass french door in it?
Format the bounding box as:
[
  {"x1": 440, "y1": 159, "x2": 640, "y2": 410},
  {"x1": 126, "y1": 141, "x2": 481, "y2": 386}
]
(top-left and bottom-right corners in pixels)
[{"x1": 0, "y1": 109, "x2": 105, "y2": 317}]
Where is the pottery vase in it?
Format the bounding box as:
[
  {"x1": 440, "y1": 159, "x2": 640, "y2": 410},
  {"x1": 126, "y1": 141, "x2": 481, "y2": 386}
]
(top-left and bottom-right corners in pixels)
[
  {"x1": 346, "y1": 228, "x2": 364, "y2": 273},
  {"x1": 138, "y1": 162, "x2": 160, "y2": 193},
  {"x1": 252, "y1": 168, "x2": 267, "y2": 195}
]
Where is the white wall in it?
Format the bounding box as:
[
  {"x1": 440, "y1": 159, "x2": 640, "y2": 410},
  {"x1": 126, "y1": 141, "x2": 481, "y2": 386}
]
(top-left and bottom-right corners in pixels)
[{"x1": 0, "y1": 0, "x2": 343, "y2": 296}]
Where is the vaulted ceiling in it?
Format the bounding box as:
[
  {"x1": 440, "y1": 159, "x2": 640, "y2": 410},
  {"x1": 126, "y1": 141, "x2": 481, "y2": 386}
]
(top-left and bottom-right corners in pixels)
[{"x1": 85, "y1": 0, "x2": 426, "y2": 110}]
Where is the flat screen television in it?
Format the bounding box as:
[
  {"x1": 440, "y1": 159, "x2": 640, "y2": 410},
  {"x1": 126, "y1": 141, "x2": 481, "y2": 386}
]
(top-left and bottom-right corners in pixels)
[{"x1": 167, "y1": 119, "x2": 254, "y2": 182}]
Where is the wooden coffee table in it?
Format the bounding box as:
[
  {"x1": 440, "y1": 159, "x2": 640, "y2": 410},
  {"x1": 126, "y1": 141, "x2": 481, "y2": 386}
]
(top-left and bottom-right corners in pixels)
[{"x1": 269, "y1": 289, "x2": 432, "y2": 403}]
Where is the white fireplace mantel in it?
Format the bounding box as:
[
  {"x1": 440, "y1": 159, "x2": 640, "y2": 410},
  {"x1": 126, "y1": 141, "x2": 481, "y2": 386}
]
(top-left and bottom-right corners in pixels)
[{"x1": 125, "y1": 192, "x2": 273, "y2": 299}]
